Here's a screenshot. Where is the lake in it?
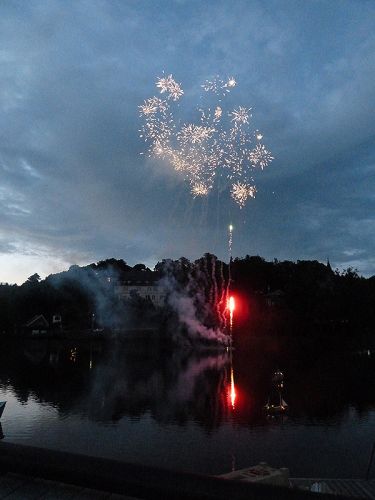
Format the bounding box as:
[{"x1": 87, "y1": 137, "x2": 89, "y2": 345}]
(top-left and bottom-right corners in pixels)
[{"x1": 1, "y1": 336, "x2": 375, "y2": 478}]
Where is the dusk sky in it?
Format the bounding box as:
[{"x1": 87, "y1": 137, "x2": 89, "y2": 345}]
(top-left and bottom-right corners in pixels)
[{"x1": 1, "y1": 0, "x2": 375, "y2": 284}]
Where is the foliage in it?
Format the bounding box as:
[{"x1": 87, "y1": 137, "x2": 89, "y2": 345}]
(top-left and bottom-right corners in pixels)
[{"x1": 0, "y1": 256, "x2": 374, "y2": 347}]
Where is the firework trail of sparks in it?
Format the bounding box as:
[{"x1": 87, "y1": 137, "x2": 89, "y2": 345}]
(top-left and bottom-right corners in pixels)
[
  {"x1": 228, "y1": 224, "x2": 233, "y2": 260},
  {"x1": 139, "y1": 74, "x2": 274, "y2": 207}
]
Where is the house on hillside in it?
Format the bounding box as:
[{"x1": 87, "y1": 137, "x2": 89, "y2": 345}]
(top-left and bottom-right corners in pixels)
[
  {"x1": 114, "y1": 270, "x2": 166, "y2": 307},
  {"x1": 22, "y1": 314, "x2": 63, "y2": 337},
  {"x1": 24, "y1": 314, "x2": 49, "y2": 336}
]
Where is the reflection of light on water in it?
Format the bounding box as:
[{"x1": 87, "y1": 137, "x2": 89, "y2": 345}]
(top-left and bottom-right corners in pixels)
[
  {"x1": 226, "y1": 295, "x2": 236, "y2": 409},
  {"x1": 70, "y1": 348, "x2": 77, "y2": 363},
  {"x1": 230, "y1": 365, "x2": 236, "y2": 409}
]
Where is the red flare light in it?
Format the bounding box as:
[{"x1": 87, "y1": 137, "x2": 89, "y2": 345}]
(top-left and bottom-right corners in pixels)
[{"x1": 228, "y1": 296, "x2": 235, "y2": 314}]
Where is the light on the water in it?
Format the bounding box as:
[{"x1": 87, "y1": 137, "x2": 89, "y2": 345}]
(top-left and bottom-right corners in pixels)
[{"x1": 230, "y1": 366, "x2": 236, "y2": 409}]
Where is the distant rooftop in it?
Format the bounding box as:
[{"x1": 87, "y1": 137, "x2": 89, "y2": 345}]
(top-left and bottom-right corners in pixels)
[{"x1": 118, "y1": 270, "x2": 161, "y2": 285}]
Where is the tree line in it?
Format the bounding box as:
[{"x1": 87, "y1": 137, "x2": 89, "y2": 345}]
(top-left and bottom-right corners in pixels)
[{"x1": 0, "y1": 255, "x2": 374, "y2": 346}]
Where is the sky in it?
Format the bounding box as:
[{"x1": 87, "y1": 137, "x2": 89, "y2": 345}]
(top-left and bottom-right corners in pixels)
[{"x1": 1, "y1": 0, "x2": 375, "y2": 284}]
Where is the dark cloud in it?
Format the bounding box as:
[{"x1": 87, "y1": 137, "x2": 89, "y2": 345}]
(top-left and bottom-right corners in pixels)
[{"x1": 1, "y1": 0, "x2": 375, "y2": 283}]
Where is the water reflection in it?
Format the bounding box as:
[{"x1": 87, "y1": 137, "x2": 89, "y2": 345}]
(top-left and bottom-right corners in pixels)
[{"x1": 1, "y1": 338, "x2": 375, "y2": 430}]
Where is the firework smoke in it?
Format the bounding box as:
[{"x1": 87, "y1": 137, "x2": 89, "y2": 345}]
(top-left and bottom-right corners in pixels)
[{"x1": 159, "y1": 256, "x2": 231, "y2": 345}]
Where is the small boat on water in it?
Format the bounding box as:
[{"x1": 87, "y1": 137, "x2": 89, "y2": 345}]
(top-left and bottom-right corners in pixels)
[
  {"x1": 0, "y1": 401, "x2": 6, "y2": 418},
  {"x1": 264, "y1": 395, "x2": 288, "y2": 414},
  {"x1": 264, "y1": 371, "x2": 288, "y2": 414}
]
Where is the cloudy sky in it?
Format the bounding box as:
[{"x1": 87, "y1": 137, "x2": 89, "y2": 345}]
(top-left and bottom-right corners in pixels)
[{"x1": 1, "y1": 0, "x2": 375, "y2": 284}]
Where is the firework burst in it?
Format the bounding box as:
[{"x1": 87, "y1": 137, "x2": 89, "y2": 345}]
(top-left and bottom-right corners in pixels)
[
  {"x1": 191, "y1": 183, "x2": 209, "y2": 197},
  {"x1": 202, "y1": 76, "x2": 237, "y2": 96},
  {"x1": 231, "y1": 182, "x2": 257, "y2": 208},
  {"x1": 178, "y1": 124, "x2": 215, "y2": 144},
  {"x1": 156, "y1": 74, "x2": 184, "y2": 101},
  {"x1": 230, "y1": 106, "x2": 251, "y2": 125},
  {"x1": 140, "y1": 73, "x2": 274, "y2": 206},
  {"x1": 139, "y1": 97, "x2": 167, "y2": 116},
  {"x1": 249, "y1": 144, "x2": 274, "y2": 169}
]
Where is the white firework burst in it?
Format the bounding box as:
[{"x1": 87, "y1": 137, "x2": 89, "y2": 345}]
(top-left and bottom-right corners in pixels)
[
  {"x1": 156, "y1": 74, "x2": 183, "y2": 101},
  {"x1": 191, "y1": 183, "x2": 209, "y2": 197},
  {"x1": 249, "y1": 144, "x2": 274, "y2": 169},
  {"x1": 231, "y1": 182, "x2": 257, "y2": 208},
  {"x1": 140, "y1": 73, "x2": 275, "y2": 207},
  {"x1": 139, "y1": 97, "x2": 167, "y2": 115},
  {"x1": 178, "y1": 124, "x2": 215, "y2": 144},
  {"x1": 225, "y1": 76, "x2": 236, "y2": 89},
  {"x1": 214, "y1": 106, "x2": 222, "y2": 120},
  {"x1": 230, "y1": 106, "x2": 251, "y2": 125},
  {"x1": 152, "y1": 141, "x2": 165, "y2": 156}
]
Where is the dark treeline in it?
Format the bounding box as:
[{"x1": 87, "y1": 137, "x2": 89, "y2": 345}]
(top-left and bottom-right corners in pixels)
[
  {"x1": 0, "y1": 258, "x2": 157, "y2": 334},
  {"x1": 0, "y1": 255, "x2": 374, "y2": 348}
]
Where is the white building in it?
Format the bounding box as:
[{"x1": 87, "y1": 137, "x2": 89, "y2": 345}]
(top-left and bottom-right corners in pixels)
[{"x1": 114, "y1": 270, "x2": 166, "y2": 307}]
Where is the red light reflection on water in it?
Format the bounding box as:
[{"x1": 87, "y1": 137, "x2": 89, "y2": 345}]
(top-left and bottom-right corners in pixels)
[{"x1": 229, "y1": 366, "x2": 236, "y2": 409}]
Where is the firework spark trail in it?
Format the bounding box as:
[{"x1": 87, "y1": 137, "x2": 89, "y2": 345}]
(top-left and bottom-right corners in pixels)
[
  {"x1": 226, "y1": 224, "x2": 233, "y2": 329},
  {"x1": 218, "y1": 260, "x2": 228, "y2": 330},
  {"x1": 139, "y1": 74, "x2": 274, "y2": 207},
  {"x1": 228, "y1": 224, "x2": 233, "y2": 260}
]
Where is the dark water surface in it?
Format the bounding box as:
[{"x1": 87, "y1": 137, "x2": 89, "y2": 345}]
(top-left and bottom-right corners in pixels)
[{"x1": 1, "y1": 337, "x2": 375, "y2": 478}]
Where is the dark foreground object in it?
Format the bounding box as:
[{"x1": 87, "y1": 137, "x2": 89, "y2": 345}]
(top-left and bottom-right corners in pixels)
[
  {"x1": 0, "y1": 402, "x2": 5, "y2": 419},
  {"x1": 0, "y1": 471, "x2": 137, "y2": 499},
  {"x1": 0, "y1": 442, "x2": 347, "y2": 499}
]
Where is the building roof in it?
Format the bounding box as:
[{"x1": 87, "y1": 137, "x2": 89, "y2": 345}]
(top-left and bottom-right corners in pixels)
[
  {"x1": 118, "y1": 270, "x2": 161, "y2": 285},
  {"x1": 25, "y1": 314, "x2": 49, "y2": 328}
]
